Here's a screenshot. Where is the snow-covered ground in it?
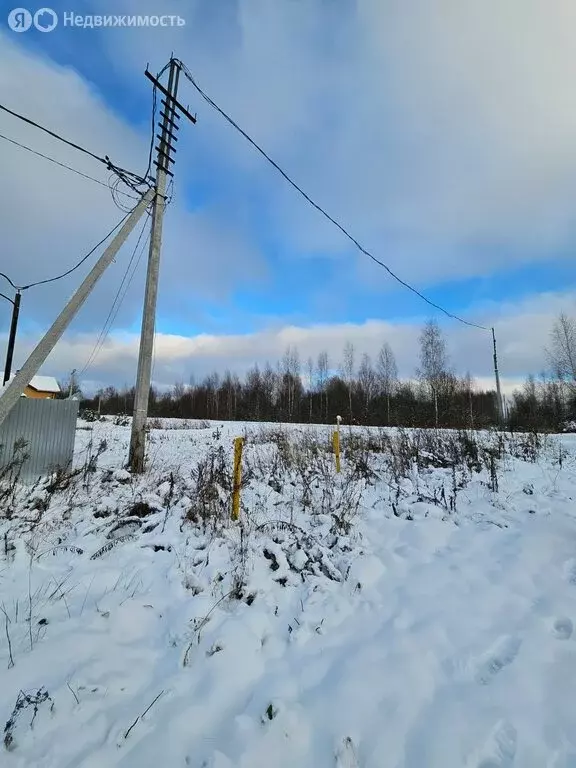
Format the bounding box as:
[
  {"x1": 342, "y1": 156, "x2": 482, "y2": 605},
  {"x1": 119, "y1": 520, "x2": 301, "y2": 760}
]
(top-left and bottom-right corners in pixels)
[{"x1": 2, "y1": 419, "x2": 576, "y2": 767}]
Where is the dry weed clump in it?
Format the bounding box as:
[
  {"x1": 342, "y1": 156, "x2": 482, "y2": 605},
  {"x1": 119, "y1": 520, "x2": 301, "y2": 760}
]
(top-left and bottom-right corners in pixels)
[{"x1": 184, "y1": 445, "x2": 237, "y2": 530}]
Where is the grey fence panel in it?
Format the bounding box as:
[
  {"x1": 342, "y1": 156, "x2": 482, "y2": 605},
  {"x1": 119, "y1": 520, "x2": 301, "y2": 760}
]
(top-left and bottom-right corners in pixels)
[{"x1": 0, "y1": 399, "x2": 79, "y2": 483}]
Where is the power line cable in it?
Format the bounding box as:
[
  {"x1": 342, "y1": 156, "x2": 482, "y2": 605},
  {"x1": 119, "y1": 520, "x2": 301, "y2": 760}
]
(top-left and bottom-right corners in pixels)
[
  {"x1": 18, "y1": 208, "x2": 137, "y2": 291},
  {"x1": 165, "y1": 178, "x2": 175, "y2": 206},
  {"x1": 176, "y1": 59, "x2": 490, "y2": 332},
  {"x1": 0, "y1": 173, "x2": 151, "y2": 294},
  {"x1": 0, "y1": 131, "x2": 139, "y2": 200},
  {"x1": 81, "y1": 214, "x2": 151, "y2": 374},
  {"x1": 0, "y1": 72, "x2": 165, "y2": 294},
  {"x1": 81, "y1": 227, "x2": 148, "y2": 375},
  {"x1": 109, "y1": 173, "x2": 139, "y2": 212},
  {"x1": 0, "y1": 102, "x2": 150, "y2": 193},
  {"x1": 0, "y1": 273, "x2": 16, "y2": 290}
]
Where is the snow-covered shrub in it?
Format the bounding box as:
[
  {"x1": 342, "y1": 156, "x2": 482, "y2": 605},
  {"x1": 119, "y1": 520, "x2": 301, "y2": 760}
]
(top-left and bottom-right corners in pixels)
[
  {"x1": 0, "y1": 439, "x2": 29, "y2": 518},
  {"x1": 504, "y1": 430, "x2": 545, "y2": 463},
  {"x1": 78, "y1": 409, "x2": 103, "y2": 423},
  {"x1": 185, "y1": 445, "x2": 234, "y2": 529}
]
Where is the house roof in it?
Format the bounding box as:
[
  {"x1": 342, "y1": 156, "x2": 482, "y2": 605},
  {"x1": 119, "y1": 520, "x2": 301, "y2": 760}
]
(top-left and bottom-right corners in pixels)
[
  {"x1": 0, "y1": 373, "x2": 60, "y2": 393},
  {"x1": 27, "y1": 375, "x2": 61, "y2": 393}
]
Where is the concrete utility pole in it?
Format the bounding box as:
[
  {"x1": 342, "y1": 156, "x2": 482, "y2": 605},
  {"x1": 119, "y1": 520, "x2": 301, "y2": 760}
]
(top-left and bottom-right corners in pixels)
[
  {"x1": 128, "y1": 58, "x2": 196, "y2": 473},
  {"x1": 0, "y1": 189, "x2": 154, "y2": 429},
  {"x1": 492, "y1": 327, "x2": 504, "y2": 425},
  {"x1": 2, "y1": 290, "x2": 20, "y2": 385}
]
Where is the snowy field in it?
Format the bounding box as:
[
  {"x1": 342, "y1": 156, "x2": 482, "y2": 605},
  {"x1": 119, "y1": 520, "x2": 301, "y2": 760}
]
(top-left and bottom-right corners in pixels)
[{"x1": 2, "y1": 418, "x2": 576, "y2": 767}]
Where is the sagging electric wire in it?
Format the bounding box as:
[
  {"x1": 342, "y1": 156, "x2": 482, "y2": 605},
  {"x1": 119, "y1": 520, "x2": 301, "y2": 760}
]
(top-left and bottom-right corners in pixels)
[
  {"x1": 175, "y1": 58, "x2": 490, "y2": 333},
  {"x1": 0, "y1": 131, "x2": 140, "y2": 202},
  {"x1": 0, "y1": 102, "x2": 151, "y2": 196},
  {"x1": 0, "y1": 272, "x2": 16, "y2": 290},
  {"x1": 0, "y1": 187, "x2": 154, "y2": 293},
  {"x1": 17, "y1": 210, "x2": 138, "y2": 291}
]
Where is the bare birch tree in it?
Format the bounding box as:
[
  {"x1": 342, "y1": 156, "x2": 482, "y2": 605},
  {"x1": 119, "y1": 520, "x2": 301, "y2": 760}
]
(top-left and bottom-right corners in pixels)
[
  {"x1": 358, "y1": 353, "x2": 377, "y2": 421},
  {"x1": 317, "y1": 351, "x2": 329, "y2": 421},
  {"x1": 417, "y1": 320, "x2": 449, "y2": 428},
  {"x1": 341, "y1": 341, "x2": 355, "y2": 423},
  {"x1": 306, "y1": 356, "x2": 314, "y2": 422},
  {"x1": 281, "y1": 345, "x2": 301, "y2": 420},
  {"x1": 546, "y1": 313, "x2": 576, "y2": 395},
  {"x1": 376, "y1": 342, "x2": 398, "y2": 425},
  {"x1": 463, "y1": 371, "x2": 474, "y2": 431}
]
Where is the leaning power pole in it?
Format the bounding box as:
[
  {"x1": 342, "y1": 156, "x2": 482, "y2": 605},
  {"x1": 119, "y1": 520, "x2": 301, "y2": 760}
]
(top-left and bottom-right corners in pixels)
[
  {"x1": 0, "y1": 190, "x2": 154, "y2": 429},
  {"x1": 492, "y1": 327, "x2": 504, "y2": 425},
  {"x1": 128, "y1": 58, "x2": 196, "y2": 473}
]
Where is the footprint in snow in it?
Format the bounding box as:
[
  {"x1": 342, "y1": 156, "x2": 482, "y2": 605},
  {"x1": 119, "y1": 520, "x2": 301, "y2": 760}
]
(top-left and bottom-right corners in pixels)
[
  {"x1": 563, "y1": 559, "x2": 576, "y2": 586},
  {"x1": 471, "y1": 720, "x2": 517, "y2": 768},
  {"x1": 474, "y1": 635, "x2": 522, "y2": 685},
  {"x1": 335, "y1": 737, "x2": 359, "y2": 768},
  {"x1": 552, "y1": 617, "x2": 574, "y2": 640}
]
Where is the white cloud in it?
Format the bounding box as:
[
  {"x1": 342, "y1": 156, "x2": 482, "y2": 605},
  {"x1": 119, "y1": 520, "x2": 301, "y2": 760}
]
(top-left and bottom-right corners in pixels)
[
  {"x1": 4, "y1": 288, "x2": 574, "y2": 397},
  {"x1": 0, "y1": 32, "x2": 146, "y2": 325},
  {"x1": 3, "y1": 1, "x2": 576, "y2": 402},
  {"x1": 0, "y1": 30, "x2": 262, "y2": 332},
  {"x1": 359, "y1": 0, "x2": 576, "y2": 256},
  {"x1": 82, "y1": 0, "x2": 576, "y2": 289}
]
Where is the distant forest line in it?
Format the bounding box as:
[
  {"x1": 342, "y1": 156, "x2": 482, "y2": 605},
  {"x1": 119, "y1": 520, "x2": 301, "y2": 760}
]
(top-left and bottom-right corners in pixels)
[{"x1": 71, "y1": 316, "x2": 576, "y2": 432}]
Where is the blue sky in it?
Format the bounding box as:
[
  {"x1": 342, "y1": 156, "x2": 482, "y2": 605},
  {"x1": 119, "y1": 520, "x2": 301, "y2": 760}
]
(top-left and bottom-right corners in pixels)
[{"x1": 2, "y1": 0, "x2": 576, "y2": 391}]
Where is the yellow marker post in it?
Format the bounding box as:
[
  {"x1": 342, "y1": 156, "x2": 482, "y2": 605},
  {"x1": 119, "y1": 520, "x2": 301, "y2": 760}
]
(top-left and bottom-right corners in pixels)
[
  {"x1": 232, "y1": 436, "x2": 244, "y2": 521},
  {"x1": 333, "y1": 415, "x2": 342, "y2": 474}
]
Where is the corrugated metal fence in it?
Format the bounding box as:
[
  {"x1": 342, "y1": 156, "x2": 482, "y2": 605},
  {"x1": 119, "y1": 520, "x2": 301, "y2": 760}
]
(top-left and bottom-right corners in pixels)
[{"x1": 0, "y1": 398, "x2": 78, "y2": 483}]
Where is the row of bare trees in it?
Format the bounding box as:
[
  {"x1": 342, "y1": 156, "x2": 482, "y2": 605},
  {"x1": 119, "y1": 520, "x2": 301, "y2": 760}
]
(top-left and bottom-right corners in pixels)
[
  {"x1": 77, "y1": 312, "x2": 576, "y2": 432},
  {"x1": 82, "y1": 320, "x2": 502, "y2": 429},
  {"x1": 508, "y1": 312, "x2": 576, "y2": 431}
]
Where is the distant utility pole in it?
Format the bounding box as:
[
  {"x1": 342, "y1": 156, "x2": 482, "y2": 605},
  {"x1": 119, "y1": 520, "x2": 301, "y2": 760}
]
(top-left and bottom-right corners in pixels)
[
  {"x1": 68, "y1": 368, "x2": 77, "y2": 398},
  {"x1": 0, "y1": 189, "x2": 154, "y2": 429},
  {"x1": 2, "y1": 289, "x2": 20, "y2": 385},
  {"x1": 492, "y1": 327, "x2": 504, "y2": 425},
  {"x1": 128, "y1": 58, "x2": 196, "y2": 473}
]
